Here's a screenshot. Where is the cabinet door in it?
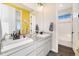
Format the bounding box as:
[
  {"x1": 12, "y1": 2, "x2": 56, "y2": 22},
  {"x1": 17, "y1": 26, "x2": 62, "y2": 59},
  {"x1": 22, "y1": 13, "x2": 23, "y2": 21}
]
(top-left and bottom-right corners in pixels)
[{"x1": 11, "y1": 44, "x2": 34, "y2": 56}]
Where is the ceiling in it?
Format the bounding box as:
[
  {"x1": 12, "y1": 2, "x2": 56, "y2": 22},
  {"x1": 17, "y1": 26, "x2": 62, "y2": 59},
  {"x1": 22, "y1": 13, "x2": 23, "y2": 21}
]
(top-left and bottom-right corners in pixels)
[
  {"x1": 57, "y1": 3, "x2": 73, "y2": 10},
  {"x1": 14, "y1": 3, "x2": 73, "y2": 12}
]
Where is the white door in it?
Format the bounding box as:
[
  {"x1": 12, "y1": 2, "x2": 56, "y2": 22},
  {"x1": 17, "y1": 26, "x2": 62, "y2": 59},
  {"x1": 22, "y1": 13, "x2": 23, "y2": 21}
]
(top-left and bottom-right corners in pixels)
[
  {"x1": 72, "y1": 4, "x2": 79, "y2": 52},
  {"x1": 72, "y1": 14, "x2": 78, "y2": 51}
]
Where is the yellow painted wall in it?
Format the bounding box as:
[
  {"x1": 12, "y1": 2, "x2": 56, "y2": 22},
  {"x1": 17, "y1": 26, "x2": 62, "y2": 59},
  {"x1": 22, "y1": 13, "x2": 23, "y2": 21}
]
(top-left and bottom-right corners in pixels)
[{"x1": 3, "y1": 3, "x2": 30, "y2": 34}]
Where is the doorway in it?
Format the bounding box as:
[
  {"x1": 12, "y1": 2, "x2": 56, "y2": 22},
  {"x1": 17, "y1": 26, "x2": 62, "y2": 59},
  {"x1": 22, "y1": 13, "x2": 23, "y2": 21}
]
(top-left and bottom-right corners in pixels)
[
  {"x1": 57, "y1": 9, "x2": 73, "y2": 48},
  {"x1": 57, "y1": 5, "x2": 74, "y2": 55}
]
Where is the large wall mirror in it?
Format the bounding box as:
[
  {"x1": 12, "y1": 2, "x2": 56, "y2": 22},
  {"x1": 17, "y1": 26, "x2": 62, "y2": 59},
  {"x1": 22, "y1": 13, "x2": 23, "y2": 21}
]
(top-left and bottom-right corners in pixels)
[
  {"x1": 0, "y1": 4, "x2": 22, "y2": 40},
  {"x1": 16, "y1": 10, "x2": 21, "y2": 34}
]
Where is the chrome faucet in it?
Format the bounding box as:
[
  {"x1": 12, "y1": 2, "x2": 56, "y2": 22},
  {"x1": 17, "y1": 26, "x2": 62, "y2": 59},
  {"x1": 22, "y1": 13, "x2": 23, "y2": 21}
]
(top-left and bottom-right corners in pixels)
[
  {"x1": 1, "y1": 33, "x2": 8, "y2": 42},
  {"x1": 0, "y1": 33, "x2": 7, "y2": 54},
  {"x1": 0, "y1": 33, "x2": 10, "y2": 54}
]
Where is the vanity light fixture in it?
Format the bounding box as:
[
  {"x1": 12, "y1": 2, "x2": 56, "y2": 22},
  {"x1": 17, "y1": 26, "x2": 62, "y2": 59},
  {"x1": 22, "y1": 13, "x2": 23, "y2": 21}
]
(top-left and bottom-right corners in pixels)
[
  {"x1": 38, "y1": 3, "x2": 44, "y2": 6},
  {"x1": 59, "y1": 4, "x2": 64, "y2": 8},
  {"x1": 37, "y1": 3, "x2": 44, "y2": 12}
]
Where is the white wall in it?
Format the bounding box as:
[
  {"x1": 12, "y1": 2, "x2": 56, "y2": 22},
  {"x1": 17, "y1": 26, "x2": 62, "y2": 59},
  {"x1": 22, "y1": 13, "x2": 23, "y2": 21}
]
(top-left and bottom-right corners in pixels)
[
  {"x1": 58, "y1": 22, "x2": 72, "y2": 47},
  {"x1": 36, "y1": 3, "x2": 58, "y2": 53},
  {"x1": 21, "y1": 3, "x2": 39, "y2": 12}
]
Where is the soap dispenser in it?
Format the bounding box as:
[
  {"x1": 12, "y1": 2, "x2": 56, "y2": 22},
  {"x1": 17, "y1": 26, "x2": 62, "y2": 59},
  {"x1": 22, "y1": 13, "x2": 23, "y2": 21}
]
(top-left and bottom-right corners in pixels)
[
  {"x1": 35, "y1": 24, "x2": 39, "y2": 34},
  {"x1": 49, "y1": 22, "x2": 53, "y2": 32}
]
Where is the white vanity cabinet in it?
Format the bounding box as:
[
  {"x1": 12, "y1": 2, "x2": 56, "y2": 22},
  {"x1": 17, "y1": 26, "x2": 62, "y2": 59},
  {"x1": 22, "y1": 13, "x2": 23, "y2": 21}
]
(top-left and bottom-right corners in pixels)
[
  {"x1": 11, "y1": 42, "x2": 35, "y2": 56},
  {"x1": 1, "y1": 40, "x2": 35, "y2": 56},
  {"x1": 35, "y1": 36, "x2": 51, "y2": 56},
  {"x1": 27, "y1": 35, "x2": 51, "y2": 56},
  {"x1": 1, "y1": 34, "x2": 51, "y2": 56}
]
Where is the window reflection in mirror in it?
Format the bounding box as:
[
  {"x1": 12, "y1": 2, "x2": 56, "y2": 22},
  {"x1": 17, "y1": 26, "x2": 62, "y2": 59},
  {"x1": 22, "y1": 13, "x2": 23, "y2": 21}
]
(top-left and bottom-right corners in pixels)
[{"x1": 16, "y1": 10, "x2": 21, "y2": 34}]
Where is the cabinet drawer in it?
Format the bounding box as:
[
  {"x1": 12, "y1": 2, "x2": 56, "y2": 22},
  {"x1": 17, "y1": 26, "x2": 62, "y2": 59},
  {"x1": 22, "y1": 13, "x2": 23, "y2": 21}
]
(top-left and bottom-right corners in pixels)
[
  {"x1": 10, "y1": 45, "x2": 34, "y2": 56},
  {"x1": 2, "y1": 42, "x2": 34, "y2": 56},
  {"x1": 36, "y1": 46, "x2": 45, "y2": 55},
  {"x1": 36, "y1": 39, "x2": 50, "y2": 48},
  {"x1": 37, "y1": 48, "x2": 46, "y2": 56},
  {"x1": 26, "y1": 51, "x2": 36, "y2": 56},
  {"x1": 36, "y1": 41, "x2": 45, "y2": 48}
]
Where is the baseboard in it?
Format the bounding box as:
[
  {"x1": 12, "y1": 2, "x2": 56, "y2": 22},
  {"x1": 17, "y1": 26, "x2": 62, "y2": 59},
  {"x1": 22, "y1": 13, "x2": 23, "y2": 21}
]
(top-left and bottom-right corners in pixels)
[
  {"x1": 51, "y1": 49, "x2": 58, "y2": 53},
  {"x1": 58, "y1": 39, "x2": 72, "y2": 48}
]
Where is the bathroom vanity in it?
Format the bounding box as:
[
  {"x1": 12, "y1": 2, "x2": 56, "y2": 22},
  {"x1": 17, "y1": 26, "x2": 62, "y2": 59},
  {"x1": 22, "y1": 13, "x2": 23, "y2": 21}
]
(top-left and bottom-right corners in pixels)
[
  {"x1": 0, "y1": 33, "x2": 52, "y2": 56},
  {"x1": 0, "y1": 4, "x2": 52, "y2": 56}
]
